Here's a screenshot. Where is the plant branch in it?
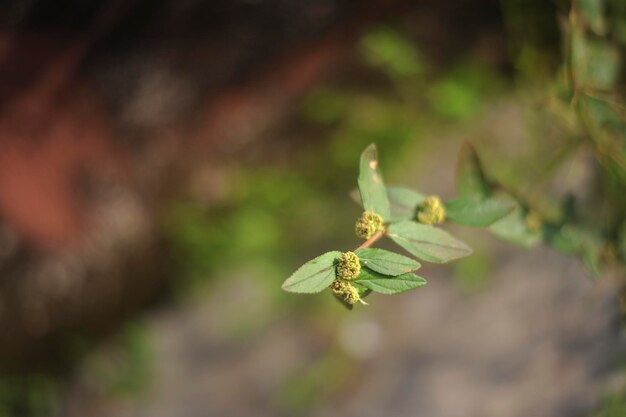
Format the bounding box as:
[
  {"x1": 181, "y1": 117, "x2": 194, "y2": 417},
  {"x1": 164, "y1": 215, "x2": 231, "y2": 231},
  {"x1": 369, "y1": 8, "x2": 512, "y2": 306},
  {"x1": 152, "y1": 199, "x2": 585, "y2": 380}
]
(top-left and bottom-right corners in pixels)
[{"x1": 355, "y1": 229, "x2": 385, "y2": 251}]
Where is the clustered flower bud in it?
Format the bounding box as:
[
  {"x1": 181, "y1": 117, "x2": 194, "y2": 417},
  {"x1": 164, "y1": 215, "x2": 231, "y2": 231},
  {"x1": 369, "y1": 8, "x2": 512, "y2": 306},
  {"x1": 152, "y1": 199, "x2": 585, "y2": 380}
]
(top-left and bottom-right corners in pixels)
[
  {"x1": 355, "y1": 210, "x2": 384, "y2": 239},
  {"x1": 343, "y1": 285, "x2": 361, "y2": 305},
  {"x1": 330, "y1": 279, "x2": 362, "y2": 305},
  {"x1": 524, "y1": 210, "x2": 542, "y2": 232},
  {"x1": 330, "y1": 279, "x2": 348, "y2": 295},
  {"x1": 417, "y1": 195, "x2": 445, "y2": 225},
  {"x1": 336, "y1": 251, "x2": 361, "y2": 280}
]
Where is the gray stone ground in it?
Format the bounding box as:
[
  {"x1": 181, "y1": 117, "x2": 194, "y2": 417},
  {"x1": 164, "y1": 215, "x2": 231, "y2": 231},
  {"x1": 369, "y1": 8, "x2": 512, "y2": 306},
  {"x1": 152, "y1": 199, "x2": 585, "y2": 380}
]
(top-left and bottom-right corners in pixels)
[{"x1": 64, "y1": 243, "x2": 626, "y2": 417}]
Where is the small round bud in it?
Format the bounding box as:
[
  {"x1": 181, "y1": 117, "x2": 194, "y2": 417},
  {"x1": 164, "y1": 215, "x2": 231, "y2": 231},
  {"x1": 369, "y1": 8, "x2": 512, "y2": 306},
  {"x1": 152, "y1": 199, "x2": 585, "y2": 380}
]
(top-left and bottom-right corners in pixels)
[
  {"x1": 342, "y1": 284, "x2": 361, "y2": 305},
  {"x1": 337, "y1": 251, "x2": 361, "y2": 280},
  {"x1": 330, "y1": 280, "x2": 365, "y2": 305},
  {"x1": 330, "y1": 279, "x2": 349, "y2": 295},
  {"x1": 525, "y1": 210, "x2": 542, "y2": 232},
  {"x1": 355, "y1": 211, "x2": 384, "y2": 239},
  {"x1": 417, "y1": 195, "x2": 445, "y2": 225}
]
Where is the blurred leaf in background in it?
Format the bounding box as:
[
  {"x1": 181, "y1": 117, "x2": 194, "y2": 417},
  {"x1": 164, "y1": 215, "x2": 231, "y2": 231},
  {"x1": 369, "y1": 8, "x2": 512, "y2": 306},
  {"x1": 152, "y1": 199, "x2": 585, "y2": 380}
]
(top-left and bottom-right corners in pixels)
[
  {"x1": 0, "y1": 374, "x2": 59, "y2": 417},
  {"x1": 360, "y1": 27, "x2": 423, "y2": 78}
]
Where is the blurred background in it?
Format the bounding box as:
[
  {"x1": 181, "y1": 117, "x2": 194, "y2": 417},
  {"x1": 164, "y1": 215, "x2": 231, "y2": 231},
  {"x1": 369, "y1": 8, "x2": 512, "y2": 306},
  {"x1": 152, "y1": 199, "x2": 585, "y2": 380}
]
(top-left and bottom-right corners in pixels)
[{"x1": 0, "y1": 0, "x2": 625, "y2": 416}]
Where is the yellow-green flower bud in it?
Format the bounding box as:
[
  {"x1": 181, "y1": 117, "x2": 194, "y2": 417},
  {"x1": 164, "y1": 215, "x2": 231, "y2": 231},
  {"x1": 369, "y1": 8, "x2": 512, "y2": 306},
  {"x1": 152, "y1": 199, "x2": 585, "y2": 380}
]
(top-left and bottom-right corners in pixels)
[
  {"x1": 331, "y1": 279, "x2": 361, "y2": 305},
  {"x1": 525, "y1": 210, "x2": 542, "y2": 232},
  {"x1": 417, "y1": 195, "x2": 445, "y2": 225},
  {"x1": 355, "y1": 211, "x2": 384, "y2": 239},
  {"x1": 336, "y1": 251, "x2": 361, "y2": 280},
  {"x1": 330, "y1": 279, "x2": 349, "y2": 295},
  {"x1": 342, "y1": 284, "x2": 361, "y2": 305}
]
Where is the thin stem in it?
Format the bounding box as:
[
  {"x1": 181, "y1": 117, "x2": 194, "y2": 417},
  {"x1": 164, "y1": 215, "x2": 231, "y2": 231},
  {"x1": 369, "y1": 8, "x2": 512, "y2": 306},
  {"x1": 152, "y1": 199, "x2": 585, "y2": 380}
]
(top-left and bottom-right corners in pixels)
[{"x1": 355, "y1": 229, "x2": 385, "y2": 251}]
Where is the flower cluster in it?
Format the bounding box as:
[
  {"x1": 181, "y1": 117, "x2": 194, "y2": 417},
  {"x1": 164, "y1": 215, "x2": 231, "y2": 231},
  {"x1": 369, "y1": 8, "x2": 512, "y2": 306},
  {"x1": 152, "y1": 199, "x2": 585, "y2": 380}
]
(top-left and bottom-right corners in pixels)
[
  {"x1": 330, "y1": 279, "x2": 362, "y2": 305},
  {"x1": 525, "y1": 210, "x2": 542, "y2": 232},
  {"x1": 330, "y1": 251, "x2": 364, "y2": 305},
  {"x1": 417, "y1": 195, "x2": 445, "y2": 225},
  {"x1": 355, "y1": 211, "x2": 384, "y2": 239},
  {"x1": 336, "y1": 251, "x2": 361, "y2": 280}
]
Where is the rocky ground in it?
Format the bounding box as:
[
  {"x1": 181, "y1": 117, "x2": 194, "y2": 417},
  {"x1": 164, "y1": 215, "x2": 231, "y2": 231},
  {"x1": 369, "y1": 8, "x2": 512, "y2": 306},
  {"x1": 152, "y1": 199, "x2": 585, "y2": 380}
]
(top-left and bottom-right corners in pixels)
[{"x1": 61, "y1": 242, "x2": 625, "y2": 417}]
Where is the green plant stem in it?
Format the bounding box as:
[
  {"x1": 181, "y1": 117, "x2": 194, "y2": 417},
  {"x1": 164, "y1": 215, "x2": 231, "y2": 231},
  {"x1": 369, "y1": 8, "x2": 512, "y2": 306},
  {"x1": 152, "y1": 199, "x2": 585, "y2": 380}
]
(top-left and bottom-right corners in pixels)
[{"x1": 355, "y1": 230, "x2": 385, "y2": 250}]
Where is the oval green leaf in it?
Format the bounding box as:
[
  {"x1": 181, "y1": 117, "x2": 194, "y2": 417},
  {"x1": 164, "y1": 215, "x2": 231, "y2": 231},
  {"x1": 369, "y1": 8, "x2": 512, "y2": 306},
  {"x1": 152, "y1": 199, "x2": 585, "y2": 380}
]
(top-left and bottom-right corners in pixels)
[
  {"x1": 358, "y1": 144, "x2": 391, "y2": 219},
  {"x1": 355, "y1": 247, "x2": 421, "y2": 275},
  {"x1": 386, "y1": 186, "x2": 426, "y2": 221},
  {"x1": 355, "y1": 268, "x2": 427, "y2": 294},
  {"x1": 350, "y1": 185, "x2": 425, "y2": 222},
  {"x1": 445, "y1": 198, "x2": 515, "y2": 228},
  {"x1": 456, "y1": 142, "x2": 490, "y2": 200},
  {"x1": 488, "y1": 201, "x2": 541, "y2": 248},
  {"x1": 282, "y1": 251, "x2": 341, "y2": 293},
  {"x1": 387, "y1": 221, "x2": 472, "y2": 263}
]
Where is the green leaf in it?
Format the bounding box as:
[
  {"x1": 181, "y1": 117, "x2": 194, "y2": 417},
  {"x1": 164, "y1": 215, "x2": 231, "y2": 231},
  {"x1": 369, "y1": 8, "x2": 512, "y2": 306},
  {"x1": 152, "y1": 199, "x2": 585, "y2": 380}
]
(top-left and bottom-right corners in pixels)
[
  {"x1": 360, "y1": 287, "x2": 373, "y2": 299},
  {"x1": 355, "y1": 247, "x2": 421, "y2": 275},
  {"x1": 386, "y1": 186, "x2": 426, "y2": 221},
  {"x1": 548, "y1": 224, "x2": 604, "y2": 275},
  {"x1": 282, "y1": 251, "x2": 341, "y2": 293},
  {"x1": 572, "y1": 31, "x2": 621, "y2": 90},
  {"x1": 360, "y1": 27, "x2": 422, "y2": 78},
  {"x1": 358, "y1": 144, "x2": 391, "y2": 220},
  {"x1": 456, "y1": 143, "x2": 490, "y2": 199},
  {"x1": 355, "y1": 268, "x2": 426, "y2": 294},
  {"x1": 547, "y1": 227, "x2": 580, "y2": 254},
  {"x1": 349, "y1": 185, "x2": 425, "y2": 221},
  {"x1": 387, "y1": 221, "x2": 472, "y2": 263},
  {"x1": 576, "y1": 0, "x2": 607, "y2": 35},
  {"x1": 445, "y1": 198, "x2": 515, "y2": 227},
  {"x1": 488, "y1": 206, "x2": 541, "y2": 248}
]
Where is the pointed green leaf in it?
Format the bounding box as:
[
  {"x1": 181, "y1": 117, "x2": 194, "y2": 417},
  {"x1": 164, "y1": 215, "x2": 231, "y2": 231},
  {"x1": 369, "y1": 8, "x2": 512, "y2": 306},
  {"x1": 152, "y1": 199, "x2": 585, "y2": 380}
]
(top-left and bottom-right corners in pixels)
[
  {"x1": 547, "y1": 227, "x2": 580, "y2": 255},
  {"x1": 572, "y1": 30, "x2": 620, "y2": 90},
  {"x1": 386, "y1": 186, "x2": 426, "y2": 221},
  {"x1": 387, "y1": 221, "x2": 472, "y2": 263},
  {"x1": 350, "y1": 185, "x2": 425, "y2": 221},
  {"x1": 282, "y1": 251, "x2": 341, "y2": 293},
  {"x1": 456, "y1": 143, "x2": 490, "y2": 199},
  {"x1": 577, "y1": 0, "x2": 606, "y2": 35},
  {"x1": 358, "y1": 144, "x2": 391, "y2": 219},
  {"x1": 549, "y1": 224, "x2": 604, "y2": 276},
  {"x1": 445, "y1": 198, "x2": 515, "y2": 228},
  {"x1": 355, "y1": 247, "x2": 420, "y2": 275},
  {"x1": 488, "y1": 206, "x2": 541, "y2": 248},
  {"x1": 355, "y1": 268, "x2": 426, "y2": 294}
]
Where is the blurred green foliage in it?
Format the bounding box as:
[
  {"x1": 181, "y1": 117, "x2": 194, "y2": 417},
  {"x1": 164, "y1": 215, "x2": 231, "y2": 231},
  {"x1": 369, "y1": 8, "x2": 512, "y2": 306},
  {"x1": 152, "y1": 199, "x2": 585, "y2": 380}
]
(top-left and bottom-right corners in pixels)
[
  {"x1": 360, "y1": 27, "x2": 423, "y2": 78},
  {"x1": 429, "y1": 63, "x2": 498, "y2": 121},
  {"x1": 0, "y1": 374, "x2": 59, "y2": 417},
  {"x1": 83, "y1": 321, "x2": 154, "y2": 399},
  {"x1": 594, "y1": 394, "x2": 626, "y2": 417}
]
